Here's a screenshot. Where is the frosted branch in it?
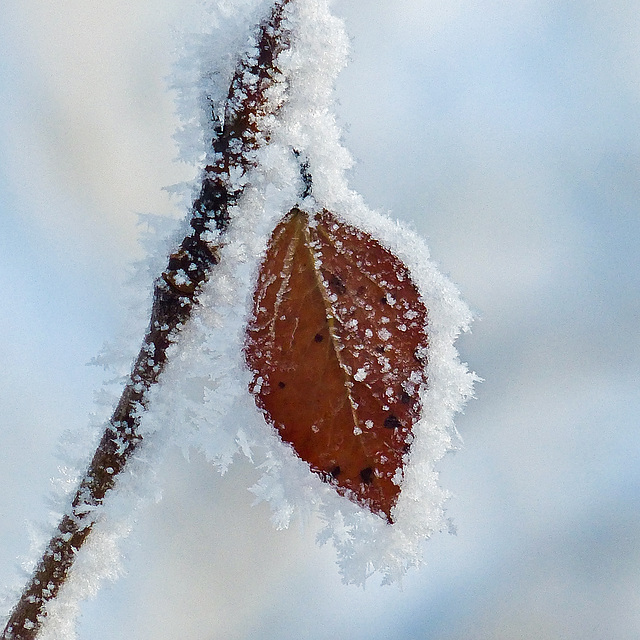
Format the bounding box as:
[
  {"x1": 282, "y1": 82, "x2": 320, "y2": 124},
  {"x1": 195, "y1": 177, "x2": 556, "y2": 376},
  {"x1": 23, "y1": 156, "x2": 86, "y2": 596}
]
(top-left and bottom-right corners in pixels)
[{"x1": 1, "y1": 2, "x2": 293, "y2": 638}]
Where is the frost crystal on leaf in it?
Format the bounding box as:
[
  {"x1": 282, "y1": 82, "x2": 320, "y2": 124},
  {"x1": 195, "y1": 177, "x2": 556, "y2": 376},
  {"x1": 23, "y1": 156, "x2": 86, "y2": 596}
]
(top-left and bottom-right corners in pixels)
[{"x1": 244, "y1": 208, "x2": 430, "y2": 522}]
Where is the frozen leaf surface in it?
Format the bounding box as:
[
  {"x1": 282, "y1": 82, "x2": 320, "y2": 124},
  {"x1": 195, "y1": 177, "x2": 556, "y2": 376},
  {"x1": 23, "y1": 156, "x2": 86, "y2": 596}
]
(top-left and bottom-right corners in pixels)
[{"x1": 244, "y1": 208, "x2": 429, "y2": 521}]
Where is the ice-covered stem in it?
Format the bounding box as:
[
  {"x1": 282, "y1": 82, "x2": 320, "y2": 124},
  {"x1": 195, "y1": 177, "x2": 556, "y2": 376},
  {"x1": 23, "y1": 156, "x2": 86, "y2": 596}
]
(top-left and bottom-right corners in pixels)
[{"x1": 2, "y1": 2, "x2": 294, "y2": 638}]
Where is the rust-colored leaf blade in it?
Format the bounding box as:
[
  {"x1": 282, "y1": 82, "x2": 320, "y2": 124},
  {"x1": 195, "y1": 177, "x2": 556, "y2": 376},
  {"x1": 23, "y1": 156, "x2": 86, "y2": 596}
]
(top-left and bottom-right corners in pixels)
[{"x1": 244, "y1": 208, "x2": 428, "y2": 521}]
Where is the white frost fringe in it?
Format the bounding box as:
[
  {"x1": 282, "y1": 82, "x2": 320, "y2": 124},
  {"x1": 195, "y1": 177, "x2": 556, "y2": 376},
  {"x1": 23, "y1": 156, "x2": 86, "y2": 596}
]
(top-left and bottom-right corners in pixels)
[
  {"x1": 10, "y1": 0, "x2": 476, "y2": 636},
  {"x1": 145, "y1": 0, "x2": 476, "y2": 586}
]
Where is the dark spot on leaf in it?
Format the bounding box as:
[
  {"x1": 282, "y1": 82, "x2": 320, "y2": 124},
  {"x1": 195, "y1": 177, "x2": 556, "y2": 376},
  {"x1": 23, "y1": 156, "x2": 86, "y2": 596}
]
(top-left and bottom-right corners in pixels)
[
  {"x1": 384, "y1": 414, "x2": 402, "y2": 430},
  {"x1": 400, "y1": 391, "x2": 412, "y2": 405},
  {"x1": 375, "y1": 345, "x2": 386, "y2": 353},
  {"x1": 314, "y1": 333, "x2": 324, "y2": 343},
  {"x1": 380, "y1": 295, "x2": 388, "y2": 305},
  {"x1": 356, "y1": 285, "x2": 366, "y2": 297},
  {"x1": 328, "y1": 273, "x2": 346, "y2": 295},
  {"x1": 331, "y1": 465, "x2": 341, "y2": 478},
  {"x1": 278, "y1": 381, "x2": 286, "y2": 389},
  {"x1": 360, "y1": 467, "x2": 374, "y2": 484}
]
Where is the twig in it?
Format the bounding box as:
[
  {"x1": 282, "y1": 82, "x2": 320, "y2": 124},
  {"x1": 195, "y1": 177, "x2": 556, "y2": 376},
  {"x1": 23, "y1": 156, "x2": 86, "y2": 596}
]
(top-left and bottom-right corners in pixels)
[{"x1": 2, "y1": 2, "x2": 293, "y2": 637}]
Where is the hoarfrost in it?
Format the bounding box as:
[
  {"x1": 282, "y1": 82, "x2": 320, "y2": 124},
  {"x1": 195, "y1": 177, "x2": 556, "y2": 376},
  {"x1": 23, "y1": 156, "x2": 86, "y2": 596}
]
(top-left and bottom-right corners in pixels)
[
  {"x1": 144, "y1": 0, "x2": 477, "y2": 586},
  {"x1": 13, "y1": 2, "x2": 476, "y2": 634},
  {"x1": 354, "y1": 367, "x2": 368, "y2": 382}
]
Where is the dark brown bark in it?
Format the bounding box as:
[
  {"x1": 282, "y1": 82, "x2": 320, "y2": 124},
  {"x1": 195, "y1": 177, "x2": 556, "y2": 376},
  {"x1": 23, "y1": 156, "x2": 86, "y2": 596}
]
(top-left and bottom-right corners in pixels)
[{"x1": 2, "y1": 2, "x2": 293, "y2": 638}]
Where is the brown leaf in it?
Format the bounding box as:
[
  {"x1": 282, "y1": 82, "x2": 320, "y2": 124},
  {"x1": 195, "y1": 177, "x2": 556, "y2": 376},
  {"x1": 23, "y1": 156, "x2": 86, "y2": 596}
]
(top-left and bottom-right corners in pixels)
[{"x1": 244, "y1": 208, "x2": 429, "y2": 521}]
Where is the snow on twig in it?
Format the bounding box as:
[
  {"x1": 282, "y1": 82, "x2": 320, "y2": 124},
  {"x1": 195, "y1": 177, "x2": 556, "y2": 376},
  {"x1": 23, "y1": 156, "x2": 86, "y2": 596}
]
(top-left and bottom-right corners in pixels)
[{"x1": 1, "y1": 2, "x2": 295, "y2": 637}]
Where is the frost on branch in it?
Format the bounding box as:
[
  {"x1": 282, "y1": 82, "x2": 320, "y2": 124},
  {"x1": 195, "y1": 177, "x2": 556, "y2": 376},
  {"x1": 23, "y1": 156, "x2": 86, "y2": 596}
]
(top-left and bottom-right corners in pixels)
[
  {"x1": 3, "y1": 1, "x2": 476, "y2": 637},
  {"x1": 2, "y1": 1, "x2": 300, "y2": 638}
]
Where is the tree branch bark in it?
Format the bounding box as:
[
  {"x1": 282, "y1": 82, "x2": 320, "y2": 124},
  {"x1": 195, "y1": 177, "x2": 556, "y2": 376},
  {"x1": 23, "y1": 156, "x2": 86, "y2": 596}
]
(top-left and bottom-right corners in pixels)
[{"x1": 2, "y1": 2, "x2": 293, "y2": 638}]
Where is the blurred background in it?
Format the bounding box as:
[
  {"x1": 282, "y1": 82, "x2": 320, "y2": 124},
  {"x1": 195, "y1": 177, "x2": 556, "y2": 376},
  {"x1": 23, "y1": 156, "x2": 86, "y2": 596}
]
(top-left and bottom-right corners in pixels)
[{"x1": 1, "y1": 0, "x2": 639, "y2": 638}]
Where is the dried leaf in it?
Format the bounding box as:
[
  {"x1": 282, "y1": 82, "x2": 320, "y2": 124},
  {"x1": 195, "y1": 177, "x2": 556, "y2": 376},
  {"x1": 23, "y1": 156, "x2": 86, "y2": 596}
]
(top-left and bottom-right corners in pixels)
[{"x1": 244, "y1": 208, "x2": 428, "y2": 521}]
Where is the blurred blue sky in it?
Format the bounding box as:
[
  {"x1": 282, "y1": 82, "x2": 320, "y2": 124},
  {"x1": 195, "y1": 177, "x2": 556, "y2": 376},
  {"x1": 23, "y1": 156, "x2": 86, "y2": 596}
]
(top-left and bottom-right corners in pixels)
[{"x1": 1, "y1": 0, "x2": 639, "y2": 638}]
